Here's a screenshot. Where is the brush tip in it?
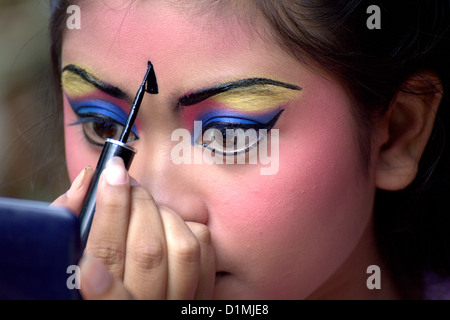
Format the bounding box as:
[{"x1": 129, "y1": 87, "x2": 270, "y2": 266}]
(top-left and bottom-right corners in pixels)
[{"x1": 145, "y1": 61, "x2": 159, "y2": 94}]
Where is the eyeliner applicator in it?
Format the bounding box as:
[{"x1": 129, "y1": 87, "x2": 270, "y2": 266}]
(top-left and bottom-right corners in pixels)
[{"x1": 79, "y1": 61, "x2": 158, "y2": 250}]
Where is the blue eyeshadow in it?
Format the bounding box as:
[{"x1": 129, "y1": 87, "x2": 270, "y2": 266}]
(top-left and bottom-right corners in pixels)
[
  {"x1": 191, "y1": 108, "x2": 284, "y2": 147},
  {"x1": 196, "y1": 107, "x2": 282, "y2": 125},
  {"x1": 69, "y1": 99, "x2": 138, "y2": 134}
]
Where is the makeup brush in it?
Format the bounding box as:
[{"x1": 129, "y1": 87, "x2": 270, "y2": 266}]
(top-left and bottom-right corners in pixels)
[{"x1": 79, "y1": 61, "x2": 158, "y2": 250}]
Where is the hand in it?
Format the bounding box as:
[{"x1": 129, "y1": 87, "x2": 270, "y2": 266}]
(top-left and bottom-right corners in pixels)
[{"x1": 52, "y1": 158, "x2": 215, "y2": 299}]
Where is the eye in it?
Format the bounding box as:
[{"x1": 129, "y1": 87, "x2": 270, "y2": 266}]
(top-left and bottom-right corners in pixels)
[
  {"x1": 68, "y1": 101, "x2": 139, "y2": 146},
  {"x1": 72, "y1": 114, "x2": 138, "y2": 146},
  {"x1": 194, "y1": 110, "x2": 283, "y2": 155}
]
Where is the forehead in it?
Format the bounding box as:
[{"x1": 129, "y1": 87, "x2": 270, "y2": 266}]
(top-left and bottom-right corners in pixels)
[
  {"x1": 60, "y1": 0, "x2": 317, "y2": 106},
  {"x1": 61, "y1": 0, "x2": 280, "y2": 91},
  {"x1": 63, "y1": 1, "x2": 258, "y2": 59}
]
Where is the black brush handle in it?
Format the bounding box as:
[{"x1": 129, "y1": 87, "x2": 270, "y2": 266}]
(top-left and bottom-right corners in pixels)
[{"x1": 79, "y1": 138, "x2": 135, "y2": 250}]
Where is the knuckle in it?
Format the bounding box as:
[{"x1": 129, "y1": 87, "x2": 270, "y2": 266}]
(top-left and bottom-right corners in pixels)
[
  {"x1": 87, "y1": 241, "x2": 125, "y2": 268},
  {"x1": 129, "y1": 240, "x2": 166, "y2": 270},
  {"x1": 187, "y1": 222, "x2": 212, "y2": 245},
  {"x1": 172, "y1": 236, "x2": 201, "y2": 263}
]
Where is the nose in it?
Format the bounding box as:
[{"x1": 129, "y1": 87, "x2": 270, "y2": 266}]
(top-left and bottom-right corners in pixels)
[{"x1": 129, "y1": 137, "x2": 209, "y2": 225}]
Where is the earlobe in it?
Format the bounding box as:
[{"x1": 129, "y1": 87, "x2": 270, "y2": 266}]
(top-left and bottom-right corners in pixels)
[{"x1": 374, "y1": 71, "x2": 443, "y2": 191}]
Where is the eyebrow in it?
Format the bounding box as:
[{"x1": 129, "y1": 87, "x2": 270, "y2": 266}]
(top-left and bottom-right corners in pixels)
[
  {"x1": 62, "y1": 64, "x2": 128, "y2": 100},
  {"x1": 178, "y1": 78, "x2": 302, "y2": 106}
]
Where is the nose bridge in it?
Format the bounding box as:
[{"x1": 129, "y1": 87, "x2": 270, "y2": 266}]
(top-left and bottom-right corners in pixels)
[{"x1": 130, "y1": 134, "x2": 209, "y2": 225}]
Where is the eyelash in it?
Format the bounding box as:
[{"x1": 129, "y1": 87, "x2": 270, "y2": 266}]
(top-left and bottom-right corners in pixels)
[
  {"x1": 71, "y1": 112, "x2": 139, "y2": 147},
  {"x1": 194, "y1": 110, "x2": 283, "y2": 155}
]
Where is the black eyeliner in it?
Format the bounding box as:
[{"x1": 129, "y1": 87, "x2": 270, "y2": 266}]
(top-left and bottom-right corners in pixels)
[
  {"x1": 200, "y1": 109, "x2": 284, "y2": 155},
  {"x1": 78, "y1": 61, "x2": 158, "y2": 250}
]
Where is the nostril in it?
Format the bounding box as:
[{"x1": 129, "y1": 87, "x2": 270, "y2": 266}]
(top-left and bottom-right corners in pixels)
[{"x1": 215, "y1": 271, "x2": 230, "y2": 283}]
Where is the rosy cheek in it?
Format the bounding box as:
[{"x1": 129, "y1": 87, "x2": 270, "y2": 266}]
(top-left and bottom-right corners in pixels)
[
  {"x1": 63, "y1": 96, "x2": 102, "y2": 183},
  {"x1": 209, "y1": 82, "x2": 373, "y2": 298}
]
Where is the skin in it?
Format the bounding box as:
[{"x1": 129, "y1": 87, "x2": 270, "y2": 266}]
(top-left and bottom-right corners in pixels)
[{"x1": 52, "y1": 1, "x2": 442, "y2": 299}]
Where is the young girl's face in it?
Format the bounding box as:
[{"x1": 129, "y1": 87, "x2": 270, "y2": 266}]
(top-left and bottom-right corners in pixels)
[{"x1": 62, "y1": 1, "x2": 378, "y2": 299}]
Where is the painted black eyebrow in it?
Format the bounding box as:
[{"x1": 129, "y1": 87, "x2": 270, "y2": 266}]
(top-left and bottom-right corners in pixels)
[
  {"x1": 178, "y1": 78, "x2": 302, "y2": 107},
  {"x1": 62, "y1": 64, "x2": 128, "y2": 100}
]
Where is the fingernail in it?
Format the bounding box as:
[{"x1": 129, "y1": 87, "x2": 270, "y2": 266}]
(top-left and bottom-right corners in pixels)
[
  {"x1": 104, "y1": 157, "x2": 128, "y2": 186},
  {"x1": 80, "y1": 254, "x2": 112, "y2": 296},
  {"x1": 67, "y1": 166, "x2": 93, "y2": 198}
]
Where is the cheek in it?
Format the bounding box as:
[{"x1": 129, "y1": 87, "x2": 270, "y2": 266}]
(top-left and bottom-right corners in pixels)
[
  {"x1": 63, "y1": 97, "x2": 102, "y2": 182},
  {"x1": 209, "y1": 87, "x2": 374, "y2": 299}
]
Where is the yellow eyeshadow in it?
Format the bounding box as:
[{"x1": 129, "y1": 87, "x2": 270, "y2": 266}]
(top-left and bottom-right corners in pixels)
[
  {"x1": 212, "y1": 85, "x2": 300, "y2": 112},
  {"x1": 61, "y1": 70, "x2": 97, "y2": 96}
]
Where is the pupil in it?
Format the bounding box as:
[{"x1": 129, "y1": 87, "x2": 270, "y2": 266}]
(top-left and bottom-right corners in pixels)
[{"x1": 93, "y1": 121, "x2": 117, "y2": 138}]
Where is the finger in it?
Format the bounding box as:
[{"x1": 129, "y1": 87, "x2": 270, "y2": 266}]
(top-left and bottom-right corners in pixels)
[
  {"x1": 51, "y1": 166, "x2": 94, "y2": 216},
  {"x1": 79, "y1": 254, "x2": 135, "y2": 300},
  {"x1": 186, "y1": 222, "x2": 216, "y2": 300},
  {"x1": 160, "y1": 208, "x2": 202, "y2": 300},
  {"x1": 124, "y1": 185, "x2": 168, "y2": 300},
  {"x1": 85, "y1": 157, "x2": 131, "y2": 280}
]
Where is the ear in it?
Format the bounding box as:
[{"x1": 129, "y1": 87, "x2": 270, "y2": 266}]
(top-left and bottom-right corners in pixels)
[{"x1": 374, "y1": 71, "x2": 443, "y2": 191}]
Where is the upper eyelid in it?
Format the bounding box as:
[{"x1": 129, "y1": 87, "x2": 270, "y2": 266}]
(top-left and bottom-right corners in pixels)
[
  {"x1": 68, "y1": 99, "x2": 139, "y2": 133},
  {"x1": 205, "y1": 116, "x2": 261, "y2": 122},
  {"x1": 70, "y1": 114, "x2": 140, "y2": 139},
  {"x1": 199, "y1": 110, "x2": 284, "y2": 135},
  {"x1": 179, "y1": 87, "x2": 298, "y2": 119},
  {"x1": 74, "y1": 106, "x2": 128, "y2": 124},
  {"x1": 69, "y1": 99, "x2": 130, "y2": 123},
  {"x1": 196, "y1": 107, "x2": 284, "y2": 124}
]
